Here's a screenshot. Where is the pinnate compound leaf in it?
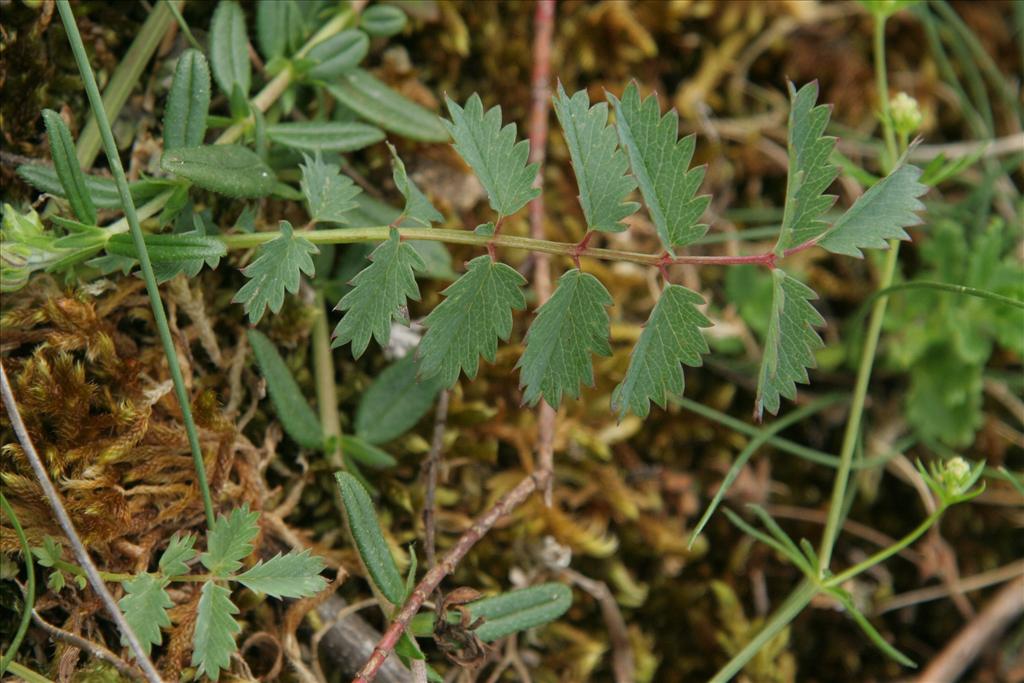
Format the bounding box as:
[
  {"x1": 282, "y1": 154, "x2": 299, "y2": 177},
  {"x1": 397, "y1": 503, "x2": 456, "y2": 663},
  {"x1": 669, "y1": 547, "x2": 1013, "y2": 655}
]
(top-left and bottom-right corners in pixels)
[
  {"x1": 267, "y1": 121, "x2": 384, "y2": 152},
  {"x1": 335, "y1": 472, "x2": 405, "y2": 605},
  {"x1": 159, "y1": 534, "x2": 197, "y2": 577},
  {"x1": 248, "y1": 329, "x2": 324, "y2": 450},
  {"x1": 300, "y1": 154, "x2": 362, "y2": 224},
  {"x1": 552, "y1": 84, "x2": 638, "y2": 233},
  {"x1": 325, "y1": 70, "x2": 449, "y2": 142},
  {"x1": 518, "y1": 269, "x2": 612, "y2": 407},
  {"x1": 234, "y1": 221, "x2": 318, "y2": 323},
  {"x1": 388, "y1": 143, "x2": 443, "y2": 227},
  {"x1": 164, "y1": 49, "x2": 211, "y2": 150},
  {"x1": 192, "y1": 581, "x2": 241, "y2": 681},
  {"x1": 418, "y1": 255, "x2": 527, "y2": 387},
  {"x1": 209, "y1": 1, "x2": 251, "y2": 98},
  {"x1": 234, "y1": 550, "x2": 327, "y2": 598},
  {"x1": 443, "y1": 94, "x2": 540, "y2": 218},
  {"x1": 161, "y1": 145, "x2": 276, "y2": 198},
  {"x1": 611, "y1": 284, "x2": 711, "y2": 418},
  {"x1": 818, "y1": 162, "x2": 927, "y2": 257},
  {"x1": 754, "y1": 269, "x2": 825, "y2": 419},
  {"x1": 774, "y1": 81, "x2": 838, "y2": 251},
  {"x1": 607, "y1": 84, "x2": 709, "y2": 252},
  {"x1": 355, "y1": 353, "x2": 445, "y2": 444},
  {"x1": 201, "y1": 505, "x2": 261, "y2": 577},
  {"x1": 119, "y1": 574, "x2": 172, "y2": 655},
  {"x1": 332, "y1": 229, "x2": 425, "y2": 358},
  {"x1": 42, "y1": 109, "x2": 96, "y2": 225}
]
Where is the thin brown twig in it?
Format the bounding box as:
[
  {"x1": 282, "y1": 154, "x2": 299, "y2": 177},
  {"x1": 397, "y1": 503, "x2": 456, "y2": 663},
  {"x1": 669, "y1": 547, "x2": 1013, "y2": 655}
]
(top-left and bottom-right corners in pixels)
[
  {"x1": 876, "y1": 560, "x2": 1024, "y2": 615},
  {"x1": 0, "y1": 361, "x2": 164, "y2": 683},
  {"x1": 30, "y1": 608, "x2": 144, "y2": 680},
  {"x1": 561, "y1": 569, "x2": 634, "y2": 683},
  {"x1": 423, "y1": 390, "x2": 451, "y2": 570}
]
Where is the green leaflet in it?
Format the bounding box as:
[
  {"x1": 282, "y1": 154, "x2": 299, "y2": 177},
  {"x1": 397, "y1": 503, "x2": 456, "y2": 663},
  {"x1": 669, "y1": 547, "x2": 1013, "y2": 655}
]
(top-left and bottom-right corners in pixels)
[
  {"x1": 360, "y1": 4, "x2": 407, "y2": 37},
  {"x1": 754, "y1": 269, "x2": 825, "y2": 419},
  {"x1": 300, "y1": 153, "x2": 362, "y2": 224},
  {"x1": 388, "y1": 142, "x2": 443, "y2": 227},
  {"x1": 201, "y1": 505, "x2": 261, "y2": 577},
  {"x1": 234, "y1": 550, "x2": 327, "y2": 598},
  {"x1": 164, "y1": 49, "x2": 211, "y2": 150},
  {"x1": 332, "y1": 229, "x2": 425, "y2": 358},
  {"x1": 209, "y1": 1, "x2": 251, "y2": 98},
  {"x1": 16, "y1": 165, "x2": 174, "y2": 209},
  {"x1": 159, "y1": 534, "x2": 197, "y2": 577},
  {"x1": 819, "y1": 162, "x2": 927, "y2": 257},
  {"x1": 443, "y1": 94, "x2": 540, "y2": 218},
  {"x1": 105, "y1": 230, "x2": 225, "y2": 283},
  {"x1": 267, "y1": 121, "x2": 385, "y2": 152},
  {"x1": 1, "y1": 204, "x2": 81, "y2": 292},
  {"x1": 119, "y1": 573, "x2": 172, "y2": 655},
  {"x1": 42, "y1": 109, "x2": 96, "y2": 224},
  {"x1": 326, "y1": 70, "x2": 449, "y2": 142},
  {"x1": 355, "y1": 353, "x2": 445, "y2": 444},
  {"x1": 341, "y1": 434, "x2": 397, "y2": 468},
  {"x1": 552, "y1": 84, "x2": 638, "y2": 233},
  {"x1": 161, "y1": 145, "x2": 276, "y2": 198},
  {"x1": 774, "y1": 81, "x2": 838, "y2": 252},
  {"x1": 611, "y1": 284, "x2": 711, "y2": 419},
  {"x1": 418, "y1": 255, "x2": 527, "y2": 387},
  {"x1": 234, "y1": 221, "x2": 318, "y2": 323},
  {"x1": 410, "y1": 583, "x2": 573, "y2": 642},
  {"x1": 335, "y1": 472, "x2": 406, "y2": 605},
  {"x1": 607, "y1": 83, "x2": 709, "y2": 253},
  {"x1": 256, "y1": 0, "x2": 306, "y2": 61},
  {"x1": 518, "y1": 269, "x2": 612, "y2": 408},
  {"x1": 248, "y1": 329, "x2": 325, "y2": 450},
  {"x1": 305, "y1": 29, "x2": 369, "y2": 81},
  {"x1": 192, "y1": 581, "x2": 241, "y2": 681}
]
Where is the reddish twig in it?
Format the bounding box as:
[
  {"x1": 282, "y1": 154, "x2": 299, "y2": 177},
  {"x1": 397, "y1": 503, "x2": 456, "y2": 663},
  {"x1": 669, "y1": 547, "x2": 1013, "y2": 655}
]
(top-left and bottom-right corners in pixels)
[{"x1": 422, "y1": 390, "x2": 451, "y2": 570}]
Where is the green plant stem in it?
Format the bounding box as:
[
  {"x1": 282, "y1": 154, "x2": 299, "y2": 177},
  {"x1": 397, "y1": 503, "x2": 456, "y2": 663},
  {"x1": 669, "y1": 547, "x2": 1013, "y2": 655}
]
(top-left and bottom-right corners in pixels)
[
  {"x1": 51, "y1": 558, "x2": 210, "y2": 583},
  {"x1": 164, "y1": 0, "x2": 203, "y2": 52},
  {"x1": 5, "y1": 661, "x2": 54, "y2": 683},
  {"x1": 826, "y1": 507, "x2": 946, "y2": 588},
  {"x1": 707, "y1": 580, "x2": 817, "y2": 683},
  {"x1": 874, "y1": 16, "x2": 898, "y2": 167},
  {"x1": 58, "y1": 0, "x2": 215, "y2": 529},
  {"x1": 312, "y1": 290, "x2": 344, "y2": 470},
  {"x1": 857, "y1": 280, "x2": 1024, "y2": 315},
  {"x1": 75, "y1": 1, "x2": 179, "y2": 169},
  {"x1": 0, "y1": 494, "x2": 35, "y2": 676}
]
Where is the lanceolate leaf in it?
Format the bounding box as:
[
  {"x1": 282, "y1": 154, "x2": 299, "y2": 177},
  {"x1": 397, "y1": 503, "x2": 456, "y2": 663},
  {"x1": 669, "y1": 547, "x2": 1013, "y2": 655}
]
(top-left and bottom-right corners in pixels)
[
  {"x1": 105, "y1": 231, "x2": 225, "y2": 283},
  {"x1": 267, "y1": 121, "x2": 385, "y2": 152},
  {"x1": 305, "y1": 29, "x2": 370, "y2": 81},
  {"x1": 518, "y1": 269, "x2": 612, "y2": 407},
  {"x1": 611, "y1": 284, "x2": 711, "y2": 419},
  {"x1": 388, "y1": 143, "x2": 443, "y2": 227},
  {"x1": 341, "y1": 434, "x2": 397, "y2": 468},
  {"x1": 209, "y1": 1, "x2": 251, "y2": 98},
  {"x1": 201, "y1": 506, "x2": 261, "y2": 577},
  {"x1": 161, "y1": 145, "x2": 276, "y2": 198},
  {"x1": 325, "y1": 70, "x2": 449, "y2": 142},
  {"x1": 234, "y1": 221, "x2": 318, "y2": 323},
  {"x1": 354, "y1": 353, "x2": 445, "y2": 444},
  {"x1": 332, "y1": 229, "x2": 425, "y2": 358},
  {"x1": 335, "y1": 472, "x2": 406, "y2": 605},
  {"x1": 300, "y1": 154, "x2": 362, "y2": 224},
  {"x1": 443, "y1": 94, "x2": 540, "y2": 218},
  {"x1": 360, "y1": 4, "x2": 407, "y2": 37},
  {"x1": 754, "y1": 269, "x2": 825, "y2": 419},
  {"x1": 418, "y1": 255, "x2": 527, "y2": 387},
  {"x1": 468, "y1": 583, "x2": 572, "y2": 642},
  {"x1": 159, "y1": 534, "x2": 197, "y2": 577},
  {"x1": 248, "y1": 329, "x2": 325, "y2": 450},
  {"x1": 819, "y1": 162, "x2": 927, "y2": 257},
  {"x1": 607, "y1": 84, "x2": 709, "y2": 253},
  {"x1": 119, "y1": 574, "x2": 172, "y2": 655},
  {"x1": 774, "y1": 81, "x2": 838, "y2": 252},
  {"x1": 192, "y1": 581, "x2": 241, "y2": 681},
  {"x1": 42, "y1": 109, "x2": 96, "y2": 224},
  {"x1": 16, "y1": 165, "x2": 174, "y2": 209},
  {"x1": 256, "y1": 0, "x2": 306, "y2": 61},
  {"x1": 164, "y1": 49, "x2": 211, "y2": 150},
  {"x1": 234, "y1": 550, "x2": 327, "y2": 598},
  {"x1": 552, "y1": 84, "x2": 638, "y2": 233}
]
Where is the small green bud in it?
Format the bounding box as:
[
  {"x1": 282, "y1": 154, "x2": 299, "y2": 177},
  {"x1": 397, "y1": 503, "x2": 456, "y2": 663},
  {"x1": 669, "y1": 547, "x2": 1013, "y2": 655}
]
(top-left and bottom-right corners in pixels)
[
  {"x1": 940, "y1": 456, "x2": 972, "y2": 496},
  {"x1": 890, "y1": 92, "x2": 923, "y2": 135}
]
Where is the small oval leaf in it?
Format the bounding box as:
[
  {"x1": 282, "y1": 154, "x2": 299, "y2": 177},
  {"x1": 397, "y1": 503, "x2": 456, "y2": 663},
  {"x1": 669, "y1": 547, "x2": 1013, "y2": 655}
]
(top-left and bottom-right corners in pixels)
[
  {"x1": 161, "y1": 145, "x2": 276, "y2": 198},
  {"x1": 468, "y1": 583, "x2": 573, "y2": 642},
  {"x1": 256, "y1": 0, "x2": 307, "y2": 61},
  {"x1": 42, "y1": 109, "x2": 96, "y2": 224},
  {"x1": 306, "y1": 29, "x2": 370, "y2": 81},
  {"x1": 164, "y1": 49, "x2": 211, "y2": 150},
  {"x1": 105, "y1": 231, "x2": 226, "y2": 265},
  {"x1": 355, "y1": 353, "x2": 445, "y2": 444},
  {"x1": 341, "y1": 434, "x2": 397, "y2": 469},
  {"x1": 267, "y1": 121, "x2": 385, "y2": 152},
  {"x1": 335, "y1": 471, "x2": 406, "y2": 605},
  {"x1": 247, "y1": 329, "x2": 324, "y2": 450},
  {"x1": 326, "y1": 69, "x2": 448, "y2": 143},
  {"x1": 209, "y1": 0, "x2": 252, "y2": 97},
  {"x1": 360, "y1": 5, "x2": 408, "y2": 38},
  {"x1": 16, "y1": 165, "x2": 175, "y2": 209}
]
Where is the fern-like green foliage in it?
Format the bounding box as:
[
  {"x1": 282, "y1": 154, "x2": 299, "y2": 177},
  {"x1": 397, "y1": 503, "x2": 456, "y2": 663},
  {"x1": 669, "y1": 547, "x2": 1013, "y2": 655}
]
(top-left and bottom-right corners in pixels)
[
  {"x1": 388, "y1": 142, "x2": 443, "y2": 227},
  {"x1": 200, "y1": 505, "x2": 260, "y2": 576},
  {"x1": 518, "y1": 269, "x2": 612, "y2": 407},
  {"x1": 300, "y1": 153, "x2": 362, "y2": 224},
  {"x1": 443, "y1": 94, "x2": 539, "y2": 218},
  {"x1": 774, "y1": 81, "x2": 838, "y2": 252},
  {"x1": 192, "y1": 581, "x2": 240, "y2": 681},
  {"x1": 119, "y1": 574, "x2": 172, "y2": 655},
  {"x1": 234, "y1": 221, "x2": 318, "y2": 323},
  {"x1": 754, "y1": 270, "x2": 826, "y2": 419},
  {"x1": 158, "y1": 534, "x2": 197, "y2": 576},
  {"x1": 332, "y1": 229, "x2": 425, "y2": 358},
  {"x1": 611, "y1": 284, "x2": 711, "y2": 419},
  {"x1": 552, "y1": 83, "x2": 638, "y2": 233},
  {"x1": 608, "y1": 83, "x2": 710, "y2": 253},
  {"x1": 418, "y1": 255, "x2": 527, "y2": 386},
  {"x1": 235, "y1": 550, "x2": 326, "y2": 598}
]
